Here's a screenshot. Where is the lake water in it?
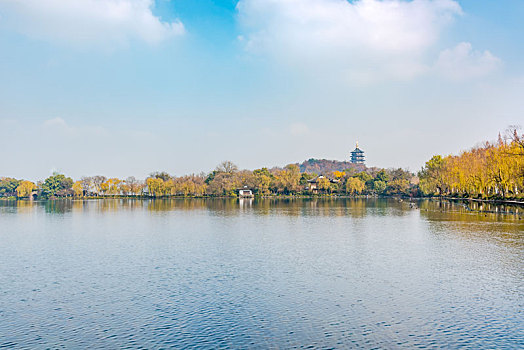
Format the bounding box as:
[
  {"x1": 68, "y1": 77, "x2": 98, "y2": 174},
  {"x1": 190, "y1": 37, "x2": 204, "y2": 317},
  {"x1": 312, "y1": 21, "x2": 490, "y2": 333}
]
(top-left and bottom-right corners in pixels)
[{"x1": 0, "y1": 198, "x2": 522, "y2": 348}]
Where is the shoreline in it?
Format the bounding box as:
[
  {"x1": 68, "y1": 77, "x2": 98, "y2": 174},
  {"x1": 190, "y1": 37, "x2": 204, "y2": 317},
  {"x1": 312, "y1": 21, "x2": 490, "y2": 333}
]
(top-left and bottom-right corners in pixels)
[
  {"x1": 2, "y1": 194, "x2": 523, "y2": 206},
  {"x1": 432, "y1": 196, "x2": 524, "y2": 207}
]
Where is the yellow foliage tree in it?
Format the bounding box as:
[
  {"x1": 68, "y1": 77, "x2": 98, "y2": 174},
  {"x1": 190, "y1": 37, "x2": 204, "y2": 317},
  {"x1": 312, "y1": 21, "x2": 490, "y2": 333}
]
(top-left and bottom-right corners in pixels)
[
  {"x1": 317, "y1": 177, "x2": 332, "y2": 192},
  {"x1": 72, "y1": 181, "x2": 83, "y2": 197},
  {"x1": 16, "y1": 180, "x2": 35, "y2": 198},
  {"x1": 419, "y1": 131, "x2": 524, "y2": 199},
  {"x1": 333, "y1": 171, "x2": 346, "y2": 179},
  {"x1": 147, "y1": 178, "x2": 165, "y2": 197},
  {"x1": 346, "y1": 177, "x2": 365, "y2": 195},
  {"x1": 105, "y1": 178, "x2": 122, "y2": 196}
]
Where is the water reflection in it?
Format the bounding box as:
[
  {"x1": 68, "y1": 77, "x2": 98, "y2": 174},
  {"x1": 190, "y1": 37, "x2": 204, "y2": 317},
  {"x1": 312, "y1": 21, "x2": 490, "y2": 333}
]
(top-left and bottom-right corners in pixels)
[
  {"x1": 1, "y1": 197, "x2": 523, "y2": 219},
  {"x1": 418, "y1": 199, "x2": 523, "y2": 223},
  {"x1": 0, "y1": 198, "x2": 522, "y2": 348}
]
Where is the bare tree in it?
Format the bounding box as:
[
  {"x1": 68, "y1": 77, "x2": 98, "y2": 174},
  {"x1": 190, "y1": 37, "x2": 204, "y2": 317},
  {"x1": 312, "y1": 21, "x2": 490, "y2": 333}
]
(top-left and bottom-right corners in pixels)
[
  {"x1": 504, "y1": 125, "x2": 524, "y2": 156},
  {"x1": 92, "y1": 175, "x2": 107, "y2": 196},
  {"x1": 215, "y1": 161, "x2": 238, "y2": 174},
  {"x1": 508, "y1": 125, "x2": 523, "y2": 149},
  {"x1": 80, "y1": 176, "x2": 93, "y2": 194},
  {"x1": 125, "y1": 176, "x2": 143, "y2": 196}
]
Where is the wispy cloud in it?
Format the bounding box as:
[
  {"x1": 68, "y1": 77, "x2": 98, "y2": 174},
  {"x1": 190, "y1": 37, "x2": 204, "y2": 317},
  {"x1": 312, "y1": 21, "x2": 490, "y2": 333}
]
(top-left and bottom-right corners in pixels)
[
  {"x1": 434, "y1": 42, "x2": 501, "y2": 81},
  {"x1": 0, "y1": 0, "x2": 184, "y2": 47},
  {"x1": 237, "y1": 0, "x2": 469, "y2": 82}
]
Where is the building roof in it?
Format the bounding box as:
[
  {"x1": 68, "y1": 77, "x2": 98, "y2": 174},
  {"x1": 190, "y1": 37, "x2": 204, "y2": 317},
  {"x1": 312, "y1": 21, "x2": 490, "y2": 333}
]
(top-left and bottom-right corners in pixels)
[
  {"x1": 352, "y1": 141, "x2": 364, "y2": 153},
  {"x1": 307, "y1": 175, "x2": 339, "y2": 183}
]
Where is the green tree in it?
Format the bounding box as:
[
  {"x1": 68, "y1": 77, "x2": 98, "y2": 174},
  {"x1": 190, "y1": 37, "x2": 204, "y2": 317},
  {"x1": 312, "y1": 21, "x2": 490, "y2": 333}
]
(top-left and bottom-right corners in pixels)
[
  {"x1": 0, "y1": 177, "x2": 21, "y2": 197},
  {"x1": 299, "y1": 172, "x2": 317, "y2": 185},
  {"x1": 373, "y1": 180, "x2": 386, "y2": 194},
  {"x1": 150, "y1": 171, "x2": 171, "y2": 182},
  {"x1": 375, "y1": 169, "x2": 389, "y2": 183},
  {"x1": 40, "y1": 173, "x2": 74, "y2": 199},
  {"x1": 355, "y1": 171, "x2": 372, "y2": 183},
  {"x1": 418, "y1": 155, "x2": 446, "y2": 196}
]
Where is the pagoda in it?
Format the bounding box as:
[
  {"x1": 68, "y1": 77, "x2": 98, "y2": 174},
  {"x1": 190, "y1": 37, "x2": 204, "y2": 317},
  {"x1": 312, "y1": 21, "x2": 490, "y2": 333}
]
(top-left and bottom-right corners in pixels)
[{"x1": 350, "y1": 141, "x2": 365, "y2": 164}]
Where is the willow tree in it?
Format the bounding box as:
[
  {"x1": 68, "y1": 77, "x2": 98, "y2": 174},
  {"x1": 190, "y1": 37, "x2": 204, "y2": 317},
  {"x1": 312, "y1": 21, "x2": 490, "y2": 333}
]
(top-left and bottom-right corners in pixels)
[
  {"x1": 16, "y1": 180, "x2": 35, "y2": 198},
  {"x1": 346, "y1": 177, "x2": 364, "y2": 195}
]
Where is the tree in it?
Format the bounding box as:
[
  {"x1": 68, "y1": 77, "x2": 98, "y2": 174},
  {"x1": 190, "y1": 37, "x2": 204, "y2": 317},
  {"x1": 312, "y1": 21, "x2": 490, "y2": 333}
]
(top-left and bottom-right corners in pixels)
[
  {"x1": 16, "y1": 180, "x2": 35, "y2": 198},
  {"x1": 215, "y1": 161, "x2": 238, "y2": 174},
  {"x1": 40, "y1": 173, "x2": 73, "y2": 199},
  {"x1": 418, "y1": 155, "x2": 445, "y2": 196},
  {"x1": 418, "y1": 129, "x2": 524, "y2": 199},
  {"x1": 146, "y1": 177, "x2": 166, "y2": 197},
  {"x1": 374, "y1": 180, "x2": 386, "y2": 194},
  {"x1": 0, "y1": 177, "x2": 21, "y2": 197},
  {"x1": 205, "y1": 170, "x2": 218, "y2": 184},
  {"x1": 385, "y1": 179, "x2": 410, "y2": 195},
  {"x1": 355, "y1": 171, "x2": 372, "y2": 183},
  {"x1": 375, "y1": 169, "x2": 389, "y2": 183},
  {"x1": 92, "y1": 176, "x2": 107, "y2": 196},
  {"x1": 317, "y1": 177, "x2": 332, "y2": 193},
  {"x1": 72, "y1": 181, "x2": 83, "y2": 197},
  {"x1": 100, "y1": 182, "x2": 109, "y2": 195},
  {"x1": 346, "y1": 177, "x2": 365, "y2": 195},
  {"x1": 333, "y1": 171, "x2": 346, "y2": 179},
  {"x1": 299, "y1": 172, "x2": 316, "y2": 185},
  {"x1": 150, "y1": 171, "x2": 171, "y2": 182},
  {"x1": 105, "y1": 178, "x2": 122, "y2": 196},
  {"x1": 125, "y1": 176, "x2": 144, "y2": 196},
  {"x1": 508, "y1": 126, "x2": 524, "y2": 154},
  {"x1": 80, "y1": 177, "x2": 93, "y2": 195},
  {"x1": 119, "y1": 183, "x2": 130, "y2": 196},
  {"x1": 206, "y1": 172, "x2": 239, "y2": 196},
  {"x1": 253, "y1": 168, "x2": 272, "y2": 194},
  {"x1": 286, "y1": 164, "x2": 301, "y2": 190}
]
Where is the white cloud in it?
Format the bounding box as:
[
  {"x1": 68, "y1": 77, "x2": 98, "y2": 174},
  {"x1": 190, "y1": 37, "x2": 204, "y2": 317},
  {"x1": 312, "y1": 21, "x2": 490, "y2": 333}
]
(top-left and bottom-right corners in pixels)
[
  {"x1": 237, "y1": 0, "x2": 463, "y2": 82},
  {"x1": 435, "y1": 42, "x2": 501, "y2": 81},
  {"x1": 0, "y1": 0, "x2": 184, "y2": 47},
  {"x1": 43, "y1": 117, "x2": 69, "y2": 129}
]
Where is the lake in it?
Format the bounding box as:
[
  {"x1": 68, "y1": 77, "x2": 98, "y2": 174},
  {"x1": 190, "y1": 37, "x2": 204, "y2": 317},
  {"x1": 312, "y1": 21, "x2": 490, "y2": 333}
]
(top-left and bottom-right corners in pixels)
[{"x1": 0, "y1": 198, "x2": 522, "y2": 348}]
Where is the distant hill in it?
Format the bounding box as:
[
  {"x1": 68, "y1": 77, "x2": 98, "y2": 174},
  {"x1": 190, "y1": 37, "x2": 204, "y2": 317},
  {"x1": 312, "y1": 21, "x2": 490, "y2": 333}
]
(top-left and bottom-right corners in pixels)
[{"x1": 296, "y1": 159, "x2": 366, "y2": 174}]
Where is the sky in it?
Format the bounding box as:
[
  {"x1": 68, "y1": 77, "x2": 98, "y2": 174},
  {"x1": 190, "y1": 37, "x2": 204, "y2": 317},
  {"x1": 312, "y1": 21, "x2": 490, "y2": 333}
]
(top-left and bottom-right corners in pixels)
[{"x1": 0, "y1": 0, "x2": 523, "y2": 181}]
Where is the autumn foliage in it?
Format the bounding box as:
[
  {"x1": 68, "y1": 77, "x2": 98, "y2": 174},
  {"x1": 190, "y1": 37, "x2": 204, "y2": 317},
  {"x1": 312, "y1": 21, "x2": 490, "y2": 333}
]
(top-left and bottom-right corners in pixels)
[
  {"x1": 2, "y1": 129, "x2": 522, "y2": 201},
  {"x1": 419, "y1": 130, "x2": 524, "y2": 199}
]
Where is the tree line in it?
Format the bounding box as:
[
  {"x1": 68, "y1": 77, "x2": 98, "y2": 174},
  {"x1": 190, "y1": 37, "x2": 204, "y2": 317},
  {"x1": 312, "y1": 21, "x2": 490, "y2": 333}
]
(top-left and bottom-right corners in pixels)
[
  {"x1": 419, "y1": 128, "x2": 524, "y2": 200},
  {"x1": 0, "y1": 160, "x2": 417, "y2": 200},
  {"x1": 2, "y1": 128, "x2": 522, "y2": 201}
]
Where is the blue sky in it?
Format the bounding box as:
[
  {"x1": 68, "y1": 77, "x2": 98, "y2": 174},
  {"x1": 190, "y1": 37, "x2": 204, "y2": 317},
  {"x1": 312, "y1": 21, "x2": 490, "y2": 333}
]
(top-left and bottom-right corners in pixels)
[{"x1": 0, "y1": 0, "x2": 523, "y2": 181}]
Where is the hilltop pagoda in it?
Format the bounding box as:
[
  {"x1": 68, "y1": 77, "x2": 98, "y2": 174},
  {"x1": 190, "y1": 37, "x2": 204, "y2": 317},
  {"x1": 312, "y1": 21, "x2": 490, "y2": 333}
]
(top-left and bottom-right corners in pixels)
[{"x1": 350, "y1": 142, "x2": 365, "y2": 164}]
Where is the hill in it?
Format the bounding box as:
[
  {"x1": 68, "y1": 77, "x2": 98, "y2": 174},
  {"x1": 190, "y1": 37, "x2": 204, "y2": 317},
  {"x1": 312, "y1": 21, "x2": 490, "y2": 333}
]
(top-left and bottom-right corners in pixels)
[{"x1": 296, "y1": 159, "x2": 366, "y2": 174}]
